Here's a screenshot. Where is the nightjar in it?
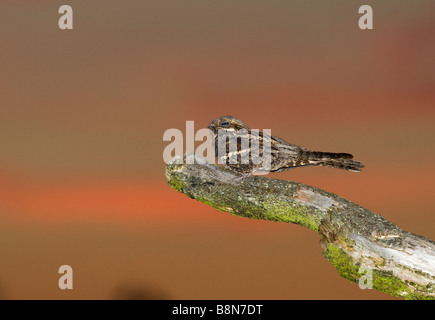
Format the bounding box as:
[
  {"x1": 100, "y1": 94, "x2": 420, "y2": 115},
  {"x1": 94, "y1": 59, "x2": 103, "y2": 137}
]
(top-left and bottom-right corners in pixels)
[{"x1": 208, "y1": 115, "x2": 364, "y2": 175}]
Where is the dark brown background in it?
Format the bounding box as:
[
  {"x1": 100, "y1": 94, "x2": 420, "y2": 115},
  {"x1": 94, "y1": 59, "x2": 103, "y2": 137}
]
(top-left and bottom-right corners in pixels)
[{"x1": 0, "y1": 0, "x2": 434, "y2": 299}]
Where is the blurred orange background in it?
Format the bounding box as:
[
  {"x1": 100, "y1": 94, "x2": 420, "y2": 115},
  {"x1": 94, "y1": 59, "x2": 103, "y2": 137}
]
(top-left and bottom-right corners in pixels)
[{"x1": 0, "y1": 0, "x2": 434, "y2": 299}]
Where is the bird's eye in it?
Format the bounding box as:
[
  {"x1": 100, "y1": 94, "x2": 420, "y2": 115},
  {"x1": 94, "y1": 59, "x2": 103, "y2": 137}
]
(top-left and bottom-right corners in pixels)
[{"x1": 221, "y1": 121, "x2": 229, "y2": 127}]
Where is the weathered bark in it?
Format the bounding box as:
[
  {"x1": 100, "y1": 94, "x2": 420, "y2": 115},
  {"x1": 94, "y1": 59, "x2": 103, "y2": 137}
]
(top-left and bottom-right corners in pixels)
[{"x1": 165, "y1": 154, "x2": 435, "y2": 299}]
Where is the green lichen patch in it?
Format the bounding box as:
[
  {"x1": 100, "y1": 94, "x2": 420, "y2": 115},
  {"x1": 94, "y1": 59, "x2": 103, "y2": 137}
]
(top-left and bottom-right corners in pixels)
[
  {"x1": 166, "y1": 172, "x2": 186, "y2": 194},
  {"x1": 323, "y1": 243, "x2": 361, "y2": 283},
  {"x1": 323, "y1": 244, "x2": 435, "y2": 300},
  {"x1": 262, "y1": 199, "x2": 321, "y2": 231}
]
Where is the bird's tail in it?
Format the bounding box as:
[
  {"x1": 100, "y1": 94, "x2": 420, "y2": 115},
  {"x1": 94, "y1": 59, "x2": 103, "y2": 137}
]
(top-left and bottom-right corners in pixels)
[{"x1": 305, "y1": 151, "x2": 364, "y2": 172}]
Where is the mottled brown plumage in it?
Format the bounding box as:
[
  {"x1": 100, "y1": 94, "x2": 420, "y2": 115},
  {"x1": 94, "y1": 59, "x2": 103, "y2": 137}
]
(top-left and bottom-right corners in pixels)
[{"x1": 208, "y1": 115, "x2": 364, "y2": 175}]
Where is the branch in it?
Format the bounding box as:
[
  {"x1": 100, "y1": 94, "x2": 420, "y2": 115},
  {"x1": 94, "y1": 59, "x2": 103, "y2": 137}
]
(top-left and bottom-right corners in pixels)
[{"x1": 165, "y1": 154, "x2": 435, "y2": 300}]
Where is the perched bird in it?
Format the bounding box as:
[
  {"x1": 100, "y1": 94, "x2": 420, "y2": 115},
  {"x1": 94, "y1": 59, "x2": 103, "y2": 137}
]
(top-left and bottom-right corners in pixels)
[{"x1": 208, "y1": 115, "x2": 364, "y2": 175}]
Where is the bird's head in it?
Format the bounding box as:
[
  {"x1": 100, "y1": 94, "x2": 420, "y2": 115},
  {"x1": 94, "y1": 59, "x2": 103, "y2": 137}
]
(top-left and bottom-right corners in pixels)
[{"x1": 207, "y1": 116, "x2": 249, "y2": 136}]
